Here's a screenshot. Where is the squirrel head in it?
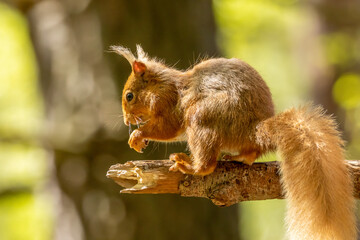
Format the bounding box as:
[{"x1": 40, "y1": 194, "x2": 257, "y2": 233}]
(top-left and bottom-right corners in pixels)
[{"x1": 110, "y1": 45, "x2": 180, "y2": 126}]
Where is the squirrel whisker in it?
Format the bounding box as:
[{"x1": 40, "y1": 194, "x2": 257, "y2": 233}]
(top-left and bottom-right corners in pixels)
[{"x1": 128, "y1": 124, "x2": 132, "y2": 136}]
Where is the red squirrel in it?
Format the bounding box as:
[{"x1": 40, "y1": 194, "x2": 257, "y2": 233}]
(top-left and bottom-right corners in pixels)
[{"x1": 111, "y1": 45, "x2": 356, "y2": 240}]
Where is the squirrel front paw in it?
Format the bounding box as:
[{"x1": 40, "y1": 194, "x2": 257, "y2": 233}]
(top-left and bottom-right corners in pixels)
[
  {"x1": 169, "y1": 153, "x2": 195, "y2": 174},
  {"x1": 128, "y1": 130, "x2": 148, "y2": 153}
]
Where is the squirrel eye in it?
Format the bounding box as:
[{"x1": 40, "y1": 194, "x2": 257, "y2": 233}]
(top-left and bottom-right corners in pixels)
[{"x1": 126, "y1": 92, "x2": 134, "y2": 102}]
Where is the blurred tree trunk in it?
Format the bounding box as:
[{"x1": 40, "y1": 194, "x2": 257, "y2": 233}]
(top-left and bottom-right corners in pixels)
[{"x1": 13, "y1": 0, "x2": 240, "y2": 239}]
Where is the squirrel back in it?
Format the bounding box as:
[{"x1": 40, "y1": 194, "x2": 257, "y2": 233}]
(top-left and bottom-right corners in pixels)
[{"x1": 256, "y1": 106, "x2": 356, "y2": 240}]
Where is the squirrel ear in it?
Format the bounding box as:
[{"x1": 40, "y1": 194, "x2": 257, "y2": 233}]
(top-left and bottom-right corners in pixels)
[{"x1": 133, "y1": 61, "x2": 147, "y2": 77}]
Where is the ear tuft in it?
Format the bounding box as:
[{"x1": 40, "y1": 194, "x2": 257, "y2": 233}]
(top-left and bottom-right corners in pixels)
[
  {"x1": 136, "y1": 44, "x2": 148, "y2": 60},
  {"x1": 109, "y1": 45, "x2": 136, "y2": 65},
  {"x1": 133, "y1": 61, "x2": 147, "y2": 77}
]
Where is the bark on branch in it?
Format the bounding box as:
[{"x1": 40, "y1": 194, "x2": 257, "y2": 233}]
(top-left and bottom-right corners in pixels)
[{"x1": 106, "y1": 160, "x2": 360, "y2": 207}]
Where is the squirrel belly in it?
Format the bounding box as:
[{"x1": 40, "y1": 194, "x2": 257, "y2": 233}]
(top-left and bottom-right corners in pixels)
[{"x1": 256, "y1": 105, "x2": 357, "y2": 240}]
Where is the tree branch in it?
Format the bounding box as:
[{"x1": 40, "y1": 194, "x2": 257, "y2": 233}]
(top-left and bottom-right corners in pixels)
[{"x1": 106, "y1": 160, "x2": 360, "y2": 207}]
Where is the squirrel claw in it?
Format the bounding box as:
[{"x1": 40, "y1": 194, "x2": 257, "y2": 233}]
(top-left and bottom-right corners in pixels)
[
  {"x1": 221, "y1": 152, "x2": 257, "y2": 165},
  {"x1": 169, "y1": 162, "x2": 179, "y2": 172},
  {"x1": 169, "y1": 161, "x2": 192, "y2": 174},
  {"x1": 169, "y1": 153, "x2": 192, "y2": 164},
  {"x1": 221, "y1": 154, "x2": 232, "y2": 161}
]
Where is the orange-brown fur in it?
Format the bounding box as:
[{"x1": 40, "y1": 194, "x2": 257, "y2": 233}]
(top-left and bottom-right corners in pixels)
[
  {"x1": 257, "y1": 106, "x2": 356, "y2": 240},
  {"x1": 112, "y1": 45, "x2": 357, "y2": 239}
]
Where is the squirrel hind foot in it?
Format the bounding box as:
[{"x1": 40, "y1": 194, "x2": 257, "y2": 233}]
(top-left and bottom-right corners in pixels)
[{"x1": 222, "y1": 152, "x2": 258, "y2": 165}]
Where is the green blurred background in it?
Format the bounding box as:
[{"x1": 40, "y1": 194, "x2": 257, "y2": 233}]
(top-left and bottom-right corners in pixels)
[{"x1": 0, "y1": 0, "x2": 359, "y2": 239}]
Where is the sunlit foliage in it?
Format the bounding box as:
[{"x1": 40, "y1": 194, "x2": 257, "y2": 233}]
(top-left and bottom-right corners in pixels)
[{"x1": 0, "y1": 3, "x2": 52, "y2": 240}]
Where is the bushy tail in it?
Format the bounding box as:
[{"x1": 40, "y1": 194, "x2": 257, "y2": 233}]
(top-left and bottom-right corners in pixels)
[{"x1": 256, "y1": 105, "x2": 357, "y2": 240}]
